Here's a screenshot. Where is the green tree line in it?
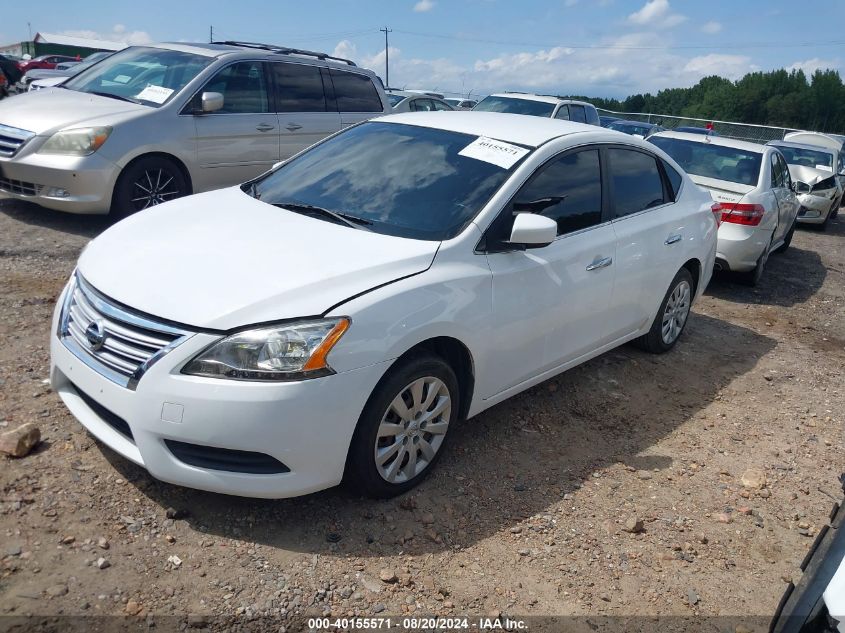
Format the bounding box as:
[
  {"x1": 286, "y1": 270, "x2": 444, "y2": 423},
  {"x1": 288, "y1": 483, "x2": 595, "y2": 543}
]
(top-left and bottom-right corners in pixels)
[{"x1": 581, "y1": 68, "x2": 845, "y2": 134}]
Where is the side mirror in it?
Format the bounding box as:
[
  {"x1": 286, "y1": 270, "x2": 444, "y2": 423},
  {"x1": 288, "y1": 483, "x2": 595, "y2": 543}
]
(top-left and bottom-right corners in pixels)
[
  {"x1": 199, "y1": 91, "x2": 224, "y2": 113},
  {"x1": 508, "y1": 213, "x2": 557, "y2": 248}
]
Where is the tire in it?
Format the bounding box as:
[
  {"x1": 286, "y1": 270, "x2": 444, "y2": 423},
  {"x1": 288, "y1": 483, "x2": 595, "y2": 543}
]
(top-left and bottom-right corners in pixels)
[
  {"x1": 111, "y1": 156, "x2": 189, "y2": 218},
  {"x1": 633, "y1": 267, "x2": 694, "y2": 354},
  {"x1": 344, "y1": 354, "x2": 460, "y2": 498},
  {"x1": 775, "y1": 218, "x2": 796, "y2": 253},
  {"x1": 739, "y1": 238, "x2": 771, "y2": 286}
]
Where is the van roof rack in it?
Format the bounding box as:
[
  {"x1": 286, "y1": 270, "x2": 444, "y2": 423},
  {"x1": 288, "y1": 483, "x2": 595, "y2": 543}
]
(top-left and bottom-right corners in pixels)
[{"x1": 212, "y1": 41, "x2": 356, "y2": 66}]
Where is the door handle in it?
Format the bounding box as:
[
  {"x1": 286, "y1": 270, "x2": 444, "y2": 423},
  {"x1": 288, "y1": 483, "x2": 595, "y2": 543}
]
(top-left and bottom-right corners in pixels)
[
  {"x1": 586, "y1": 256, "x2": 613, "y2": 271},
  {"x1": 285, "y1": 123, "x2": 303, "y2": 131},
  {"x1": 664, "y1": 234, "x2": 682, "y2": 245},
  {"x1": 255, "y1": 123, "x2": 275, "y2": 132}
]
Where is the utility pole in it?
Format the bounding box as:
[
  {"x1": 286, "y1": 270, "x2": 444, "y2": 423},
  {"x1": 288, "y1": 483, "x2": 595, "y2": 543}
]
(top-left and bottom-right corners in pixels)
[
  {"x1": 379, "y1": 27, "x2": 392, "y2": 88},
  {"x1": 27, "y1": 22, "x2": 32, "y2": 41},
  {"x1": 209, "y1": 25, "x2": 213, "y2": 43}
]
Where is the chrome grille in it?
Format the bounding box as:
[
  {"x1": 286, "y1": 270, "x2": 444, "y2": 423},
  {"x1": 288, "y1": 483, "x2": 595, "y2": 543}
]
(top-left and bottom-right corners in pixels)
[
  {"x1": 0, "y1": 176, "x2": 42, "y2": 196},
  {"x1": 59, "y1": 275, "x2": 192, "y2": 390},
  {"x1": 0, "y1": 124, "x2": 36, "y2": 157}
]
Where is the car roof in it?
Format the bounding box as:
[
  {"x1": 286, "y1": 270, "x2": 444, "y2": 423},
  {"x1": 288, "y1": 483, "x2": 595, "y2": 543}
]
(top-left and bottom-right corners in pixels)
[
  {"x1": 768, "y1": 140, "x2": 834, "y2": 155},
  {"x1": 651, "y1": 131, "x2": 765, "y2": 153},
  {"x1": 387, "y1": 90, "x2": 440, "y2": 99},
  {"x1": 488, "y1": 93, "x2": 593, "y2": 108},
  {"x1": 376, "y1": 111, "x2": 601, "y2": 147}
]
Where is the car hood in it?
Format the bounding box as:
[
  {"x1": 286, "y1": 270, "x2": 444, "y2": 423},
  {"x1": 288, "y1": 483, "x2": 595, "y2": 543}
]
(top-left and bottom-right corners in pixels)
[
  {"x1": 77, "y1": 187, "x2": 440, "y2": 330},
  {"x1": 0, "y1": 88, "x2": 146, "y2": 135},
  {"x1": 788, "y1": 164, "x2": 835, "y2": 187},
  {"x1": 690, "y1": 175, "x2": 755, "y2": 204}
]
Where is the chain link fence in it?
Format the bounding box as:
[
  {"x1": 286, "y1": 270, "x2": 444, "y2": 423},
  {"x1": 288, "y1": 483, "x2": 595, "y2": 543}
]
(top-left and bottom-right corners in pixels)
[{"x1": 596, "y1": 109, "x2": 799, "y2": 144}]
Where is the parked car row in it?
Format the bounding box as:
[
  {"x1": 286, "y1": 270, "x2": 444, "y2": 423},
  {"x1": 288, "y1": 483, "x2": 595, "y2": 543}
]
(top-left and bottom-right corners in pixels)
[{"x1": 0, "y1": 40, "x2": 840, "y2": 502}]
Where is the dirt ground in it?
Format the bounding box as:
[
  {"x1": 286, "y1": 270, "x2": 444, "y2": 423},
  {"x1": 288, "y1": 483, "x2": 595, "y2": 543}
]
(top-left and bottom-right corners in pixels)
[{"x1": 0, "y1": 198, "x2": 843, "y2": 630}]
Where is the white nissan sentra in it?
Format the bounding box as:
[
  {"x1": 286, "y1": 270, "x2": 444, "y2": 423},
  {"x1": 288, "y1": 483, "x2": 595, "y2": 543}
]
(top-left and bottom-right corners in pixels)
[{"x1": 50, "y1": 112, "x2": 717, "y2": 499}]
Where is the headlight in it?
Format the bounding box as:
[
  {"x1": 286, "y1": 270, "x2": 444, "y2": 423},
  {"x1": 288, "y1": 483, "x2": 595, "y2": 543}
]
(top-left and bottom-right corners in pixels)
[
  {"x1": 182, "y1": 318, "x2": 350, "y2": 381},
  {"x1": 38, "y1": 126, "x2": 112, "y2": 156}
]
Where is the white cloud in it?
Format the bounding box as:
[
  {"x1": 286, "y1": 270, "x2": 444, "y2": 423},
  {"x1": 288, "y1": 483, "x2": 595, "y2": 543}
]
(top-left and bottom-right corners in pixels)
[
  {"x1": 787, "y1": 57, "x2": 841, "y2": 75},
  {"x1": 60, "y1": 24, "x2": 152, "y2": 45},
  {"x1": 683, "y1": 54, "x2": 756, "y2": 80},
  {"x1": 628, "y1": 0, "x2": 686, "y2": 28},
  {"x1": 413, "y1": 0, "x2": 435, "y2": 12},
  {"x1": 701, "y1": 21, "x2": 722, "y2": 34}
]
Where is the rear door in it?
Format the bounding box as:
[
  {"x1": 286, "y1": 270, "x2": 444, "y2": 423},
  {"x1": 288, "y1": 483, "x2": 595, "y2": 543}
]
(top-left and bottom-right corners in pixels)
[
  {"x1": 769, "y1": 151, "x2": 796, "y2": 241},
  {"x1": 192, "y1": 60, "x2": 280, "y2": 188},
  {"x1": 328, "y1": 69, "x2": 386, "y2": 128},
  {"x1": 271, "y1": 61, "x2": 341, "y2": 160},
  {"x1": 606, "y1": 146, "x2": 689, "y2": 339}
]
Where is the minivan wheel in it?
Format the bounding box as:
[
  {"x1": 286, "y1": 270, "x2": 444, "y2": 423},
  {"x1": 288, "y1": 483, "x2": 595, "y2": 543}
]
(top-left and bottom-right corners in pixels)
[
  {"x1": 345, "y1": 354, "x2": 459, "y2": 498},
  {"x1": 111, "y1": 156, "x2": 189, "y2": 218},
  {"x1": 633, "y1": 267, "x2": 694, "y2": 354}
]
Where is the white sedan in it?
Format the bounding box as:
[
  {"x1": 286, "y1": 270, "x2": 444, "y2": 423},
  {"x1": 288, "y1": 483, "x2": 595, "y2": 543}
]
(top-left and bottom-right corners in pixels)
[
  {"x1": 650, "y1": 131, "x2": 799, "y2": 286},
  {"x1": 50, "y1": 112, "x2": 717, "y2": 499}
]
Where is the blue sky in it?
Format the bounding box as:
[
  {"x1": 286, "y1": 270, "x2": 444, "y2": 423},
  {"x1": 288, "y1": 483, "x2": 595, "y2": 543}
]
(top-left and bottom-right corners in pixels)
[{"x1": 2, "y1": 0, "x2": 843, "y2": 98}]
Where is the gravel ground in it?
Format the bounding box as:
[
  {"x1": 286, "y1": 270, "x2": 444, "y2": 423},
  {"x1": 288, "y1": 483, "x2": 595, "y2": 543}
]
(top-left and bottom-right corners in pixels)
[{"x1": 1, "y1": 198, "x2": 843, "y2": 629}]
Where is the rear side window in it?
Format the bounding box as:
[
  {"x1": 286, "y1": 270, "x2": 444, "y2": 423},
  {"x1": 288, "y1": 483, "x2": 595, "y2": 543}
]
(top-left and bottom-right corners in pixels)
[
  {"x1": 569, "y1": 105, "x2": 587, "y2": 124},
  {"x1": 585, "y1": 106, "x2": 600, "y2": 126},
  {"x1": 433, "y1": 100, "x2": 451, "y2": 111},
  {"x1": 609, "y1": 148, "x2": 666, "y2": 218},
  {"x1": 662, "y1": 159, "x2": 683, "y2": 199},
  {"x1": 512, "y1": 149, "x2": 603, "y2": 236},
  {"x1": 411, "y1": 98, "x2": 435, "y2": 112},
  {"x1": 272, "y1": 62, "x2": 326, "y2": 112},
  {"x1": 329, "y1": 70, "x2": 382, "y2": 112},
  {"x1": 554, "y1": 105, "x2": 570, "y2": 120}
]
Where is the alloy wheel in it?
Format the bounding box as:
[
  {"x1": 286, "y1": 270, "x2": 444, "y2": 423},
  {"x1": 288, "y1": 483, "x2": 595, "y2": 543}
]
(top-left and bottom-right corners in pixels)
[
  {"x1": 374, "y1": 376, "x2": 451, "y2": 483},
  {"x1": 661, "y1": 279, "x2": 691, "y2": 345},
  {"x1": 131, "y1": 168, "x2": 182, "y2": 211}
]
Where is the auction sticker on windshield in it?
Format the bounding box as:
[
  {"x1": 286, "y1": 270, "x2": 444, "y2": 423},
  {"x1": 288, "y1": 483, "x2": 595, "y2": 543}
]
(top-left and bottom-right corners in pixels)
[
  {"x1": 459, "y1": 136, "x2": 530, "y2": 169},
  {"x1": 135, "y1": 85, "x2": 174, "y2": 104}
]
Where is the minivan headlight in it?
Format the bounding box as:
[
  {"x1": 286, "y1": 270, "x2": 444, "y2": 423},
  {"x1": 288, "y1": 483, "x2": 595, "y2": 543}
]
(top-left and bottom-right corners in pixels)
[
  {"x1": 39, "y1": 126, "x2": 112, "y2": 156},
  {"x1": 182, "y1": 318, "x2": 350, "y2": 381}
]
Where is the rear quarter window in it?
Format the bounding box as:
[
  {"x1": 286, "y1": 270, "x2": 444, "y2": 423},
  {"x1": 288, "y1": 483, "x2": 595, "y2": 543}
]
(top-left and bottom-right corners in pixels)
[{"x1": 329, "y1": 70, "x2": 383, "y2": 112}]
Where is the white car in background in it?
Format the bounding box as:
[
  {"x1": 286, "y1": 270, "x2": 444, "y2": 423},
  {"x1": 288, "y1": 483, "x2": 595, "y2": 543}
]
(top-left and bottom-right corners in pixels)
[
  {"x1": 386, "y1": 90, "x2": 455, "y2": 112},
  {"x1": 767, "y1": 139, "x2": 843, "y2": 229},
  {"x1": 50, "y1": 112, "x2": 716, "y2": 499},
  {"x1": 473, "y1": 92, "x2": 601, "y2": 126},
  {"x1": 444, "y1": 98, "x2": 478, "y2": 110},
  {"x1": 650, "y1": 131, "x2": 799, "y2": 286}
]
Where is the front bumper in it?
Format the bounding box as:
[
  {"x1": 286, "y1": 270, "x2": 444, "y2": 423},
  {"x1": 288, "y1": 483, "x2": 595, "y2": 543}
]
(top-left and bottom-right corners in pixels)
[
  {"x1": 716, "y1": 222, "x2": 773, "y2": 273},
  {"x1": 796, "y1": 195, "x2": 835, "y2": 225},
  {"x1": 0, "y1": 148, "x2": 119, "y2": 214},
  {"x1": 49, "y1": 285, "x2": 390, "y2": 498}
]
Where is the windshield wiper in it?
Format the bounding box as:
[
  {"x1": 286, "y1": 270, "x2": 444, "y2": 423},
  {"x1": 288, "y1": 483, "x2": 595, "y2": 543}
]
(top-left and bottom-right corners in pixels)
[
  {"x1": 88, "y1": 91, "x2": 140, "y2": 104},
  {"x1": 272, "y1": 202, "x2": 373, "y2": 231}
]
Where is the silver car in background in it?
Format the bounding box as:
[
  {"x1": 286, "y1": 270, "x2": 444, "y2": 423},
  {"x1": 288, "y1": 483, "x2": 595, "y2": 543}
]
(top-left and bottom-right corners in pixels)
[
  {"x1": 767, "y1": 140, "x2": 843, "y2": 229},
  {"x1": 650, "y1": 131, "x2": 799, "y2": 286},
  {"x1": 386, "y1": 90, "x2": 455, "y2": 112},
  {"x1": 21, "y1": 51, "x2": 113, "y2": 91},
  {"x1": 0, "y1": 41, "x2": 389, "y2": 215}
]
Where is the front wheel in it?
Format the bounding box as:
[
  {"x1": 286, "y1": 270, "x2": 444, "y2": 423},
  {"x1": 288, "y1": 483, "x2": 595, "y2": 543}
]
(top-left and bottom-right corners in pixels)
[
  {"x1": 111, "y1": 156, "x2": 189, "y2": 218},
  {"x1": 634, "y1": 268, "x2": 694, "y2": 354},
  {"x1": 345, "y1": 354, "x2": 459, "y2": 498}
]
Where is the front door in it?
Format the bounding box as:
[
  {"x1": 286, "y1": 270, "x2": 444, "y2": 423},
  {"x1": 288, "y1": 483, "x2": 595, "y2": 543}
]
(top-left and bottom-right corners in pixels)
[
  {"x1": 483, "y1": 147, "x2": 616, "y2": 398},
  {"x1": 192, "y1": 60, "x2": 280, "y2": 191}
]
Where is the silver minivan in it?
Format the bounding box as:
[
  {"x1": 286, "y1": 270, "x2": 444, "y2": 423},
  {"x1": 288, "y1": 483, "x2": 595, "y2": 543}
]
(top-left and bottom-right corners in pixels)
[{"x1": 0, "y1": 41, "x2": 389, "y2": 215}]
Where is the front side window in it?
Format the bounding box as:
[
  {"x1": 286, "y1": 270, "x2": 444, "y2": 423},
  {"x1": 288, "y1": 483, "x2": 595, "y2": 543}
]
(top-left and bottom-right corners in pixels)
[
  {"x1": 63, "y1": 46, "x2": 212, "y2": 107},
  {"x1": 569, "y1": 105, "x2": 587, "y2": 124},
  {"x1": 649, "y1": 136, "x2": 762, "y2": 187},
  {"x1": 608, "y1": 148, "x2": 666, "y2": 218},
  {"x1": 511, "y1": 149, "x2": 603, "y2": 236},
  {"x1": 202, "y1": 61, "x2": 269, "y2": 114},
  {"x1": 473, "y1": 95, "x2": 555, "y2": 118},
  {"x1": 246, "y1": 122, "x2": 524, "y2": 241},
  {"x1": 411, "y1": 98, "x2": 435, "y2": 112},
  {"x1": 329, "y1": 69, "x2": 382, "y2": 112},
  {"x1": 272, "y1": 62, "x2": 326, "y2": 112}
]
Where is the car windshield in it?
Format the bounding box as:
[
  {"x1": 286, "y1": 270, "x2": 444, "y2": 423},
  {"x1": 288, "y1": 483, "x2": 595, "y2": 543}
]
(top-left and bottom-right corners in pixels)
[
  {"x1": 62, "y1": 46, "x2": 212, "y2": 107},
  {"x1": 246, "y1": 121, "x2": 528, "y2": 240},
  {"x1": 650, "y1": 136, "x2": 762, "y2": 186},
  {"x1": 473, "y1": 95, "x2": 555, "y2": 118},
  {"x1": 771, "y1": 145, "x2": 833, "y2": 170},
  {"x1": 387, "y1": 93, "x2": 405, "y2": 107}
]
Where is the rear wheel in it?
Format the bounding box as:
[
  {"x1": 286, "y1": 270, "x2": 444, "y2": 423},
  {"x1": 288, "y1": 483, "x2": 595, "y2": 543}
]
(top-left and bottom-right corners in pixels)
[
  {"x1": 634, "y1": 268, "x2": 694, "y2": 354},
  {"x1": 775, "y1": 218, "x2": 796, "y2": 253},
  {"x1": 111, "y1": 156, "x2": 189, "y2": 218},
  {"x1": 345, "y1": 354, "x2": 459, "y2": 498},
  {"x1": 739, "y1": 238, "x2": 770, "y2": 286}
]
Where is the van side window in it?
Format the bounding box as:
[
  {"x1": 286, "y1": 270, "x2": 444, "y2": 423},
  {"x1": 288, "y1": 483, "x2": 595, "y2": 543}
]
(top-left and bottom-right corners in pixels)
[
  {"x1": 272, "y1": 62, "x2": 326, "y2": 112},
  {"x1": 329, "y1": 70, "x2": 382, "y2": 112},
  {"x1": 203, "y1": 62, "x2": 269, "y2": 114}
]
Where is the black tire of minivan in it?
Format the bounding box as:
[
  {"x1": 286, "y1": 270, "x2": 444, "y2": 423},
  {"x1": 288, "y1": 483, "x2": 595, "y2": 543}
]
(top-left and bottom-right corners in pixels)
[{"x1": 111, "y1": 156, "x2": 190, "y2": 219}]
